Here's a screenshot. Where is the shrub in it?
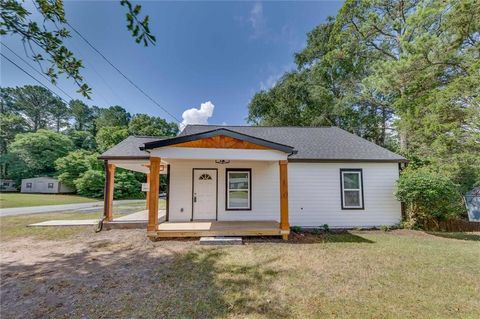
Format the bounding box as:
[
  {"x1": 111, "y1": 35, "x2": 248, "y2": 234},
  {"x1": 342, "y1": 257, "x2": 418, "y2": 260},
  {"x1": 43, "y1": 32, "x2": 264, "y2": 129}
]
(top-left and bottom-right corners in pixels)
[
  {"x1": 55, "y1": 150, "x2": 101, "y2": 190},
  {"x1": 75, "y1": 170, "x2": 105, "y2": 198},
  {"x1": 323, "y1": 224, "x2": 330, "y2": 232},
  {"x1": 380, "y1": 225, "x2": 390, "y2": 232},
  {"x1": 291, "y1": 226, "x2": 302, "y2": 233},
  {"x1": 395, "y1": 168, "x2": 464, "y2": 229},
  {"x1": 113, "y1": 170, "x2": 145, "y2": 199}
]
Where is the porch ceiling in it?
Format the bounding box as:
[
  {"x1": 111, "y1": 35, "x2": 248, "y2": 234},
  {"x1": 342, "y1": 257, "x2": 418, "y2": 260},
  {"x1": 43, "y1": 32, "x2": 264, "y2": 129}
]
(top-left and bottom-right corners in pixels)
[{"x1": 108, "y1": 159, "x2": 168, "y2": 174}]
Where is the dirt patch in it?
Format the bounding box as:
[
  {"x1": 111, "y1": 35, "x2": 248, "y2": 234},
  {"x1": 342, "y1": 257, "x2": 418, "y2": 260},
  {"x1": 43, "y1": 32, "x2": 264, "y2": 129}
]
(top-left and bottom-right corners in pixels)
[{"x1": 0, "y1": 229, "x2": 195, "y2": 319}]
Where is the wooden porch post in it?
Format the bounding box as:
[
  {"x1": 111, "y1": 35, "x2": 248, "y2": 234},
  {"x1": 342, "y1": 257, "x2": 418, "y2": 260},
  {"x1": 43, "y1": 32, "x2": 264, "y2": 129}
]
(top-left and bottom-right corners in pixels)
[
  {"x1": 103, "y1": 161, "x2": 115, "y2": 222},
  {"x1": 145, "y1": 173, "x2": 150, "y2": 210},
  {"x1": 147, "y1": 157, "x2": 161, "y2": 232},
  {"x1": 279, "y1": 160, "x2": 290, "y2": 240}
]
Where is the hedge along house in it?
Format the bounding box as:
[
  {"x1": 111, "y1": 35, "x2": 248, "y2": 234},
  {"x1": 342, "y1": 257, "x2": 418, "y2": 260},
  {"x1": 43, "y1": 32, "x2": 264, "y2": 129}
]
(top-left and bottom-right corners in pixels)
[{"x1": 99, "y1": 125, "x2": 407, "y2": 240}]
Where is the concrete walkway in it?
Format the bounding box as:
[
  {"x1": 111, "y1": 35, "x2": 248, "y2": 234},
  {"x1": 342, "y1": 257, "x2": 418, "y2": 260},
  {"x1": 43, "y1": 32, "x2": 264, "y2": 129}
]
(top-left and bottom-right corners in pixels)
[
  {"x1": 27, "y1": 209, "x2": 166, "y2": 227},
  {"x1": 0, "y1": 199, "x2": 145, "y2": 217}
]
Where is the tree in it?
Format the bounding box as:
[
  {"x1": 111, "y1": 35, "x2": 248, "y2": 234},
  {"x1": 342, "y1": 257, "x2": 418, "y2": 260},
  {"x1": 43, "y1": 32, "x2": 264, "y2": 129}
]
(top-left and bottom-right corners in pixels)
[
  {"x1": 395, "y1": 167, "x2": 464, "y2": 228},
  {"x1": 75, "y1": 169, "x2": 105, "y2": 198},
  {"x1": 8, "y1": 85, "x2": 57, "y2": 131},
  {"x1": 8, "y1": 129, "x2": 73, "y2": 176},
  {"x1": 48, "y1": 97, "x2": 70, "y2": 132},
  {"x1": 69, "y1": 100, "x2": 95, "y2": 131},
  {"x1": 128, "y1": 114, "x2": 178, "y2": 136},
  {"x1": 1, "y1": 0, "x2": 156, "y2": 97},
  {"x1": 95, "y1": 126, "x2": 129, "y2": 153},
  {"x1": 66, "y1": 130, "x2": 96, "y2": 151},
  {"x1": 113, "y1": 169, "x2": 144, "y2": 199},
  {"x1": 95, "y1": 106, "x2": 131, "y2": 129},
  {"x1": 55, "y1": 150, "x2": 101, "y2": 190}
]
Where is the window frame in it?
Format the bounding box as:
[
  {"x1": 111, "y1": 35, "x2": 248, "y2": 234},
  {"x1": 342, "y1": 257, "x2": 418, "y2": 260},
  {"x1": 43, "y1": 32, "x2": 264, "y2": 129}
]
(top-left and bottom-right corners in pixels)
[
  {"x1": 47, "y1": 182, "x2": 54, "y2": 189},
  {"x1": 340, "y1": 169, "x2": 364, "y2": 210},
  {"x1": 26, "y1": 182, "x2": 32, "y2": 189},
  {"x1": 225, "y1": 168, "x2": 252, "y2": 211}
]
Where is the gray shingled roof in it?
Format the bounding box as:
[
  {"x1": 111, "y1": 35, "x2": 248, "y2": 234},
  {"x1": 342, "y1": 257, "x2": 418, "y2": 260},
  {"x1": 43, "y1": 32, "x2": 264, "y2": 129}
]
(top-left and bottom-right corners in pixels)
[
  {"x1": 180, "y1": 125, "x2": 407, "y2": 162},
  {"x1": 99, "y1": 136, "x2": 168, "y2": 159},
  {"x1": 100, "y1": 126, "x2": 406, "y2": 162}
]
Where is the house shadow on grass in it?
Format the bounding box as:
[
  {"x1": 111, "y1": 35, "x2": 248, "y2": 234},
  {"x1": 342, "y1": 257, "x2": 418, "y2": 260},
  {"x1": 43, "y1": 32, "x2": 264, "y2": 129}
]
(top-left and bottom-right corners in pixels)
[
  {"x1": 426, "y1": 232, "x2": 480, "y2": 242},
  {"x1": 1, "y1": 241, "x2": 290, "y2": 319}
]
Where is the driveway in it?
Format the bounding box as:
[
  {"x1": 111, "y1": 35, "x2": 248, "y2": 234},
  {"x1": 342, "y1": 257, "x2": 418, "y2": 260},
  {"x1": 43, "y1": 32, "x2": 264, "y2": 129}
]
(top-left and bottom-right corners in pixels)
[{"x1": 0, "y1": 199, "x2": 145, "y2": 217}]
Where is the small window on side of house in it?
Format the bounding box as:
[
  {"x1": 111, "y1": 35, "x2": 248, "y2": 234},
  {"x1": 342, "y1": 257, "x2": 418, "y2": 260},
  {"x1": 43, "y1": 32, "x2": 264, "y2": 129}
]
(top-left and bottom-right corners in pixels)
[
  {"x1": 26, "y1": 182, "x2": 32, "y2": 188},
  {"x1": 340, "y1": 169, "x2": 364, "y2": 210},
  {"x1": 48, "y1": 183, "x2": 54, "y2": 189}
]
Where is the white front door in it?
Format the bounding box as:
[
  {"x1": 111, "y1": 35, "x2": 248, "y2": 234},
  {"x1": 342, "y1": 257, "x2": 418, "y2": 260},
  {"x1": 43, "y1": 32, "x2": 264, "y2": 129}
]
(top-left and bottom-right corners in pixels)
[{"x1": 193, "y1": 169, "x2": 217, "y2": 220}]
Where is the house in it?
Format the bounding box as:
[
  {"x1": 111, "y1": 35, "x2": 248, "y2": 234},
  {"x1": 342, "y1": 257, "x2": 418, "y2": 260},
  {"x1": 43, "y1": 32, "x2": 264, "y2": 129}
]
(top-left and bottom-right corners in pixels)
[
  {"x1": 99, "y1": 125, "x2": 407, "y2": 240},
  {"x1": 0, "y1": 179, "x2": 17, "y2": 192},
  {"x1": 21, "y1": 177, "x2": 74, "y2": 194}
]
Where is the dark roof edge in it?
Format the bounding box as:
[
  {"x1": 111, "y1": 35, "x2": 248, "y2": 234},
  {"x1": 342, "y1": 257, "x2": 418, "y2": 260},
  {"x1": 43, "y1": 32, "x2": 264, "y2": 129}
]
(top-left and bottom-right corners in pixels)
[
  {"x1": 143, "y1": 128, "x2": 295, "y2": 153},
  {"x1": 98, "y1": 156, "x2": 150, "y2": 160},
  {"x1": 288, "y1": 158, "x2": 409, "y2": 163}
]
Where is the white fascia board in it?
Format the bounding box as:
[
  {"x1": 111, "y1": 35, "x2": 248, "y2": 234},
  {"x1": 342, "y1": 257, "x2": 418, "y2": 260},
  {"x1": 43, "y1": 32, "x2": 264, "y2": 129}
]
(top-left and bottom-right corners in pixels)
[{"x1": 148, "y1": 147, "x2": 288, "y2": 161}]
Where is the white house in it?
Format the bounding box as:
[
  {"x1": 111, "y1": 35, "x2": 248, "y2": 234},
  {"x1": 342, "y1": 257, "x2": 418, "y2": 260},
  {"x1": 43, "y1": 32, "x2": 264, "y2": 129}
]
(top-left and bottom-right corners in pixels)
[
  {"x1": 99, "y1": 125, "x2": 407, "y2": 240},
  {"x1": 21, "y1": 177, "x2": 74, "y2": 194}
]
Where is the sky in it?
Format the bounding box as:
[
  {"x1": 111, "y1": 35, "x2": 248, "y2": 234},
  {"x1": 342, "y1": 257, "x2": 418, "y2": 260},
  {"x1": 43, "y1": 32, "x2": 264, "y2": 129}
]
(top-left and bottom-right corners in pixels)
[{"x1": 1, "y1": 1, "x2": 343, "y2": 128}]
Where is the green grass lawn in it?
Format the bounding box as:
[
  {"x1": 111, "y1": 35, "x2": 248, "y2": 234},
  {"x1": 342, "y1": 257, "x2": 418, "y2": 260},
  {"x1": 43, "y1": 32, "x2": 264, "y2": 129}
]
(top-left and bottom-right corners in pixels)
[
  {"x1": 0, "y1": 212, "x2": 102, "y2": 240},
  {"x1": 0, "y1": 193, "x2": 99, "y2": 208}
]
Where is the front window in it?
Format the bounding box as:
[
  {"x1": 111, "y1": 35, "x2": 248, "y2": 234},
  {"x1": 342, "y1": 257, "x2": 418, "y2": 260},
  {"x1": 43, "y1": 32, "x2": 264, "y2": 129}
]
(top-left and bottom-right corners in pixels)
[
  {"x1": 226, "y1": 169, "x2": 251, "y2": 210},
  {"x1": 48, "y1": 183, "x2": 54, "y2": 189},
  {"x1": 340, "y1": 169, "x2": 364, "y2": 209},
  {"x1": 26, "y1": 182, "x2": 32, "y2": 188}
]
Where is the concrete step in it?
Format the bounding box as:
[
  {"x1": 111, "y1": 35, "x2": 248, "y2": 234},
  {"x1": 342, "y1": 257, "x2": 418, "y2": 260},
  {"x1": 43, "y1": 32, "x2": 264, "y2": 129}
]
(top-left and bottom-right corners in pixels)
[{"x1": 199, "y1": 236, "x2": 243, "y2": 245}]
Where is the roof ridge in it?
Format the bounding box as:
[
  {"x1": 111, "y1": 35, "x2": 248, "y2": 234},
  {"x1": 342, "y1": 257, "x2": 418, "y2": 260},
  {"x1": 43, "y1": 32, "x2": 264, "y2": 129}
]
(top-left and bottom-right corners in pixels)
[{"x1": 185, "y1": 124, "x2": 335, "y2": 128}]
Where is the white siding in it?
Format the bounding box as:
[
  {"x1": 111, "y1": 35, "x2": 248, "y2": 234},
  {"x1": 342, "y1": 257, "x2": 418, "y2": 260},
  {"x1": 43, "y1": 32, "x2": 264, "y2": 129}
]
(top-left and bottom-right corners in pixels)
[
  {"x1": 167, "y1": 160, "x2": 401, "y2": 227},
  {"x1": 167, "y1": 159, "x2": 280, "y2": 222},
  {"x1": 289, "y1": 162, "x2": 401, "y2": 228}
]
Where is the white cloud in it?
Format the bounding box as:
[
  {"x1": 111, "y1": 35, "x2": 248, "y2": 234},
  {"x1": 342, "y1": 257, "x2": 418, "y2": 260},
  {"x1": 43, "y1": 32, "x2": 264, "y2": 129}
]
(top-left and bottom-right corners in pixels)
[
  {"x1": 249, "y1": 2, "x2": 266, "y2": 38},
  {"x1": 179, "y1": 101, "x2": 215, "y2": 130}
]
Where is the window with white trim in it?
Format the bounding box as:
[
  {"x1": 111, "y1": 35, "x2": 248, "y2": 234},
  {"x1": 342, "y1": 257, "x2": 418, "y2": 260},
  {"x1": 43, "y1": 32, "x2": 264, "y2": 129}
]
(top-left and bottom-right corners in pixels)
[
  {"x1": 226, "y1": 169, "x2": 251, "y2": 210},
  {"x1": 340, "y1": 169, "x2": 364, "y2": 209}
]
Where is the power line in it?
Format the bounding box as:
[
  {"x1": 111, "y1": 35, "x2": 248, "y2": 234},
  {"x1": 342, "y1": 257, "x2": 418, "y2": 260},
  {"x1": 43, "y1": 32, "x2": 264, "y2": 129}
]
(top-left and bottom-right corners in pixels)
[
  {"x1": 1, "y1": 42, "x2": 75, "y2": 101},
  {"x1": 66, "y1": 22, "x2": 181, "y2": 123},
  {"x1": 1, "y1": 53, "x2": 69, "y2": 104}
]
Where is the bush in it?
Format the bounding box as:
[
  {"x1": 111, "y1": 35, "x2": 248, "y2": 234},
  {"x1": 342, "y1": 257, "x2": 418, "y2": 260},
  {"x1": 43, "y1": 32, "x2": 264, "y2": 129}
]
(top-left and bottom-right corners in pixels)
[
  {"x1": 395, "y1": 168, "x2": 464, "y2": 229},
  {"x1": 75, "y1": 170, "x2": 105, "y2": 198},
  {"x1": 113, "y1": 170, "x2": 145, "y2": 199},
  {"x1": 55, "y1": 150, "x2": 102, "y2": 190}
]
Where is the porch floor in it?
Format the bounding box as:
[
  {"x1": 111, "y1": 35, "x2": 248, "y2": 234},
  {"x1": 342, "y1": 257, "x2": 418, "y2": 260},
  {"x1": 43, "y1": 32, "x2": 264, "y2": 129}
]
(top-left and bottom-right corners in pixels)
[{"x1": 150, "y1": 220, "x2": 284, "y2": 238}]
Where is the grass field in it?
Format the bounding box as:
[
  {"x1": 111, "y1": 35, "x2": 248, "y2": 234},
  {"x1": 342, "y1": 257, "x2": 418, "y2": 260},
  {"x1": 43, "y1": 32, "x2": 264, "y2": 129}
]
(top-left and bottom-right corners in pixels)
[
  {"x1": 0, "y1": 193, "x2": 99, "y2": 208},
  {"x1": 1, "y1": 214, "x2": 479, "y2": 318}
]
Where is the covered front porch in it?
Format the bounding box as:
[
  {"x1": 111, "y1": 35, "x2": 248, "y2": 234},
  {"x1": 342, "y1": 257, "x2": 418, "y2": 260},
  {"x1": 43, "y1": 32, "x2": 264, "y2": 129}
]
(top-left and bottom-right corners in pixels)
[{"x1": 100, "y1": 129, "x2": 293, "y2": 240}]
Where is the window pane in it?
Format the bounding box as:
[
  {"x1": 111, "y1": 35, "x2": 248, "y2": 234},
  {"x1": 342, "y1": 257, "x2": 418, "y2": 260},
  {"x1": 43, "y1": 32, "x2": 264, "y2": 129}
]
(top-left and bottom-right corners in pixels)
[
  {"x1": 229, "y1": 191, "x2": 249, "y2": 208},
  {"x1": 344, "y1": 190, "x2": 361, "y2": 207},
  {"x1": 343, "y1": 173, "x2": 360, "y2": 189},
  {"x1": 229, "y1": 172, "x2": 248, "y2": 190}
]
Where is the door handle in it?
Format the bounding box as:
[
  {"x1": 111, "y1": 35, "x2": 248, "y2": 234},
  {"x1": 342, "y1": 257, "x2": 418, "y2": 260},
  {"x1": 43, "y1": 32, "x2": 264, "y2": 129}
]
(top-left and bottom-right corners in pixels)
[{"x1": 194, "y1": 193, "x2": 197, "y2": 203}]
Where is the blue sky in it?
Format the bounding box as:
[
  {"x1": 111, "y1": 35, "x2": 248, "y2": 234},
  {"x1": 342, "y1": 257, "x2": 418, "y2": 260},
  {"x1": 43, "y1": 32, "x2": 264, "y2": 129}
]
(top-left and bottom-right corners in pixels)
[{"x1": 1, "y1": 1, "x2": 343, "y2": 127}]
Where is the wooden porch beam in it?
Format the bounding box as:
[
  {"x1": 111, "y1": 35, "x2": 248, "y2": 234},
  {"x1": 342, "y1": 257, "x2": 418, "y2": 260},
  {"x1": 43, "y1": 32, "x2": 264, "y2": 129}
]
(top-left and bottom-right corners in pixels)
[
  {"x1": 147, "y1": 157, "x2": 161, "y2": 232},
  {"x1": 103, "y1": 162, "x2": 115, "y2": 222},
  {"x1": 279, "y1": 160, "x2": 290, "y2": 240}
]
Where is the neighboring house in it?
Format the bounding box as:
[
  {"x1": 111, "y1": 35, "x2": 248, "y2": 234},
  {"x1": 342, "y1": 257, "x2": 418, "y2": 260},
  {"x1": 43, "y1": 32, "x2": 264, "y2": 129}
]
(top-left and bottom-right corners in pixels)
[
  {"x1": 99, "y1": 125, "x2": 407, "y2": 240},
  {"x1": 21, "y1": 177, "x2": 74, "y2": 194},
  {"x1": 0, "y1": 179, "x2": 17, "y2": 192}
]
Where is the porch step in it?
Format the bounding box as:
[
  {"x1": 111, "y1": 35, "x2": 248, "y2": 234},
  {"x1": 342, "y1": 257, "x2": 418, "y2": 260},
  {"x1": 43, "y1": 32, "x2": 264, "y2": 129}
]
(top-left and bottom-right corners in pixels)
[{"x1": 199, "y1": 236, "x2": 243, "y2": 245}]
